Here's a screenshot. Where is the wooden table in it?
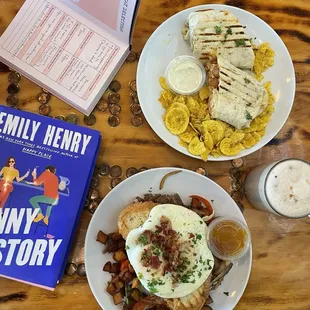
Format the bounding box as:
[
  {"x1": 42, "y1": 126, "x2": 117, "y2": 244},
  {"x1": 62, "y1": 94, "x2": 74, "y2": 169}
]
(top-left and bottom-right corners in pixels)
[{"x1": 1, "y1": 0, "x2": 309, "y2": 309}]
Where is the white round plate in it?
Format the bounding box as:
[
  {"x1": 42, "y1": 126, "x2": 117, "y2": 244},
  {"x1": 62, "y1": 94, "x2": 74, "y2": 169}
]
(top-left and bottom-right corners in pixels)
[
  {"x1": 85, "y1": 168, "x2": 252, "y2": 310},
  {"x1": 137, "y1": 4, "x2": 295, "y2": 161}
]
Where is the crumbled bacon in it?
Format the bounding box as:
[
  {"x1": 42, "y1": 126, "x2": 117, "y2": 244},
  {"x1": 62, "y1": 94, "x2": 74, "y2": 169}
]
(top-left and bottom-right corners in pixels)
[
  {"x1": 151, "y1": 256, "x2": 161, "y2": 269},
  {"x1": 139, "y1": 215, "x2": 183, "y2": 273},
  {"x1": 141, "y1": 230, "x2": 152, "y2": 243},
  {"x1": 141, "y1": 248, "x2": 152, "y2": 267}
]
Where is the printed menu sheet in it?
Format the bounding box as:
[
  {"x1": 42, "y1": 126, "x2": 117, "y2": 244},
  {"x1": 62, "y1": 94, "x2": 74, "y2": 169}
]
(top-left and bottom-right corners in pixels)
[{"x1": 0, "y1": 0, "x2": 139, "y2": 114}]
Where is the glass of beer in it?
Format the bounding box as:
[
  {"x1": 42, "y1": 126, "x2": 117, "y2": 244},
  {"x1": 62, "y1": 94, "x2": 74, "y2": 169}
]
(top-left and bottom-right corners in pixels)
[{"x1": 245, "y1": 158, "x2": 310, "y2": 218}]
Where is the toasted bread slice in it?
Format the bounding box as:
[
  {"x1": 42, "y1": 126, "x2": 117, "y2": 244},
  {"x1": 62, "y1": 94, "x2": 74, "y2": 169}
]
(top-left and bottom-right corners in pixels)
[
  {"x1": 118, "y1": 201, "x2": 157, "y2": 239},
  {"x1": 164, "y1": 276, "x2": 211, "y2": 310}
]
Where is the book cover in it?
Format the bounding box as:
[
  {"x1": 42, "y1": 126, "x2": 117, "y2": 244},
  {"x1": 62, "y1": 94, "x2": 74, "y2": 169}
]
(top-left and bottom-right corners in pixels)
[{"x1": 0, "y1": 105, "x2": 101, "y2": 289}]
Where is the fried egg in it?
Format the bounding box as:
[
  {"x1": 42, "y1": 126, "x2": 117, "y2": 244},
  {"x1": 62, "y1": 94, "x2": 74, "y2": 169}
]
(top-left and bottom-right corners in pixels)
[{"x1": 126, "y1": 204, "x2": 214, "y2": 299}]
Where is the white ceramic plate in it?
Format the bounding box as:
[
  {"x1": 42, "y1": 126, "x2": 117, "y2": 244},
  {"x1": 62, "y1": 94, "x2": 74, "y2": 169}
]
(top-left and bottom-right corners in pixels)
[
  {"x1": 85, "y1": 168, "x2": 252, "y2": 310},
  {"x1": 137, "y1": 4, "x2": 295, "y2": 161}
]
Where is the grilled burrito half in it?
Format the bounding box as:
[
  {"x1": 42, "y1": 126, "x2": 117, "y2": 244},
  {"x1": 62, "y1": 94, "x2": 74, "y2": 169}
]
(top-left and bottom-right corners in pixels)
[
  {"x1": 183, "y1": 9, "x2": 255, "y2": 69},
  {"x1": 209, "y1": 56, "x2": 268, "y2": 129}
]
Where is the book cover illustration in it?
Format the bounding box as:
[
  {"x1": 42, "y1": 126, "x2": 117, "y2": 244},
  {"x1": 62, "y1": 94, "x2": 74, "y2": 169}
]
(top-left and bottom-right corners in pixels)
[{"x1": 0, "y1": 105, "x2": 101, "y2": 289}]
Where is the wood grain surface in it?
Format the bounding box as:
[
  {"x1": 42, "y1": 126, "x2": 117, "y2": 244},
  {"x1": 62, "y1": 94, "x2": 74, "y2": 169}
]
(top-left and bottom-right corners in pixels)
[{"x1": 0, "y1": 0, "x2": 309, "y2": 309}]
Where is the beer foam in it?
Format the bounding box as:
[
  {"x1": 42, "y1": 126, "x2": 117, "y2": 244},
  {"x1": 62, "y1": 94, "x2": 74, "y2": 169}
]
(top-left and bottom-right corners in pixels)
[{"x1": 265, "y1": 160, "x2": 310, "y2": 217}]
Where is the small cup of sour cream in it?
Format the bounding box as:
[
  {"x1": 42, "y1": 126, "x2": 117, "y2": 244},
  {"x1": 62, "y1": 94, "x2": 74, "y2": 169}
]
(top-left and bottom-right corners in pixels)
[{"x1": 165, "y1": 55, "x2": 206, "y2": 95}]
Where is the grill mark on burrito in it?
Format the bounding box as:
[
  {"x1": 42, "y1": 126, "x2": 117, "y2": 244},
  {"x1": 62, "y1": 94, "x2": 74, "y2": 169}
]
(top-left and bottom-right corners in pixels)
[
  {"x1": 217, "y1": 57, "x2": 266, "y2": 106},
  {"x1": 199, "y1": 46, "x2": 253, "y2": 56},
  {"x1": 220, "y1": 82, "x2": 257, "y2": 105},
  {"x1": 201, "y1": 39, "x2": 250, "y2": 43},
  {"x1": 220, "y1": 71, "x2": 229, "y2": 77},
  {"x1": 184, "y1": 9, "x2": 255, "y2": 68},
  {"x1": 198, "y1": 31, "x2": 245, "y2": 35},
  {"x1": 220, "y1": 86, "x2": 230, "y2": 92}
]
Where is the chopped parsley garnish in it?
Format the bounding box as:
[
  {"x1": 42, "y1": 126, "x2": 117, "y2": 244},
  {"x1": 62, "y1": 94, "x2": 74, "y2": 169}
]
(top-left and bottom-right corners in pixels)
[
  {"x1": 200, "y1": 221, "x2": 203, "y2": 224},
  {"x1": 235, "y1": 39, "x2": 246, "y2": 47},
  {"x1": 171, "y1": 288, "x2": 175, "y2": 292},
  {"x1": 205, "y1": 259, "x2": 213, "y2": 270},
  {"x1": 198, "y1": 271, "x2": 202, "y2": 278},
  {"x1": 125, "y1": 245, "x2": 130, "y2": 250},
  {"x1": 246, "y1": 103, "x2": 252, "y2": 107},
  {"x1": 249, "y1": 37, "x2": 257, "y2": 44},
  {"x1": 215, "y1": 25, "x2": 222, "y2": 34},
  {"x1": 149, "y1": 287, "x2": 158, "y2": 294},
  {"x1": 137, "y1": 234, "x2": 148, "y2": 245},
  {"x1": 224, "y1": 292, "x2": 229, "y2": 296},
  {"x1": 151, "y1": 245, "x2": 162, "y2": 256},
  {"x1": 193, "y1": 264, "x2": 198, "y2": 270},
  {"x1": 196, "y1": 234, "x2": 202, "y2": 241},
  {"x1": 147, "y1": 278, "x2": 165, "y2": 293},
  {"x1": 244, "y1": 77, "x2": 250, "y2": 84},
  {"x1": 146, "y1": 268, "x2": 151, "y2": 272},
  {"x1": 184, "y1": 258, "x2": 191, "y2": 266},
  {"x1": 180, "y1": 274, "x2": 191, "y2": 283},
  {"x1": 245, "y1": 110, "x2": 253, "y2": 120},
  {"x1": 224, "y1": 27, "x2": 233, "y2": 39},
  {"x1": 141, "y1": 252, "x2": 148, "y2": 260},
  {"x1": 211, "y1": 199, "x2": 214, "y2": 203},
  {"x1": 138, "y1": 272, "x2": 143, "y2": 279}
]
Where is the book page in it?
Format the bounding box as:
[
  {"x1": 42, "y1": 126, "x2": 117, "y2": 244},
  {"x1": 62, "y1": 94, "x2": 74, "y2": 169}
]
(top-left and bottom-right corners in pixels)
[
  {"x1": 62, "y1": 0, "x2": 140, "y2": 44},
  {"x1": 0, "y1": 0, "x2": 128, "y2": 113}
]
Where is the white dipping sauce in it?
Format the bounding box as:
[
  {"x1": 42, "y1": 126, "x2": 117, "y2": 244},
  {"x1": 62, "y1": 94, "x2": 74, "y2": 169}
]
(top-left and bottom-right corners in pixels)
[
  {"x1": 166, "y1": 56, "x2": 205, "y2": 95},
  {"x1": 265, "y1": 159, "x2": 310, "y2": 217}
]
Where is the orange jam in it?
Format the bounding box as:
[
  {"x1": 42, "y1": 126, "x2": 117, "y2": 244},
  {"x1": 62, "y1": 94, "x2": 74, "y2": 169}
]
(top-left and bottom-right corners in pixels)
[{"x1": 210, "y1": 220, "x2": 248, "y2": 257}]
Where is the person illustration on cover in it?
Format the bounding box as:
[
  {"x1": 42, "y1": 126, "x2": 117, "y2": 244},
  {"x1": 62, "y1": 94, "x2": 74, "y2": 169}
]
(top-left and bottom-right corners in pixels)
[
  {"x1": 0, "y1": 157, "x2": 29, "y2": 208},
  {"x1": 30, "y1": 165, "x2": 59, "y2": 225}
]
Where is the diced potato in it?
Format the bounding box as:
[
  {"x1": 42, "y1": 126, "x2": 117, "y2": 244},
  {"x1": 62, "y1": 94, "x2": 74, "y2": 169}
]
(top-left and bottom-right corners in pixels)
[
  {"x1": 111, "y1": 263, "x2": 121, "y2": 273},
  {"x1": 96, "y1": 230, "x2": 108, "y2": 244},
  {"x1": 113, "y1": 292, "x2": 123, "y2": 305},
  {"x1": 111, "y1": 275, "x2": 120, "y2": 283},
  {"x1": 103, "y1": 238, "x2": 119, "y2": 254},
  {"x1": 106, "y1": 283, "x2": 117, "y2": 296},
  {"x1": 113, "y1": 250, "x2": 127, "y2": 262},
  {"x1": 111, "y1": 232, "x2": 122, "y2": 241},
  {"x1": 131, "y1": 288, "x2": 141, "y2": 301},
  {"x1": 118, "y1": 239, "x2": 126, "y2": 250},
  {"x1": 131, "y1": 278, "x2": 140, "y2": 289},
  {"x1": 103, "y1": 261, "x2": 112, "y2": 272},
  {"x1": 115, "y1": 281, "x2": 124, "y2": 290},
  {"x1": 122, "y1": 272, "x2": 134, "y2": 283}
]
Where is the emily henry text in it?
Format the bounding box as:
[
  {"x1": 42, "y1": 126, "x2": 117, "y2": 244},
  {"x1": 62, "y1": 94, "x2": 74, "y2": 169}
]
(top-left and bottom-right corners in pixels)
[{"x1": 0, "y1": 112, "x2": 92, "y2": 155}]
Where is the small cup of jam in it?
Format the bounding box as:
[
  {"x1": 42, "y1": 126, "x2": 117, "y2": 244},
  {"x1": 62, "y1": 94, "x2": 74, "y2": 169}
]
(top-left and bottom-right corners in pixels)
[{"x1": 207, "y1": 217, "x2": 251, "y2": 261}]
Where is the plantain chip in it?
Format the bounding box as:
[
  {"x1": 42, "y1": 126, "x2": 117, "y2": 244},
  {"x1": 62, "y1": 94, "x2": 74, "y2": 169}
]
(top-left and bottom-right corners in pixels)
[
  {"x1": 165, "y1": 107, "x2": 189, "y2": 135},
  {"x1": 199, "y1": 85, "x2": 210, "y2": 101},
  {"x1": 179, "y1": 127, "x2": 197, "y2": 143},
  {"x1": 188, "y1": 137, "x2": 207, "y2": 155},
  {"x1": 202, "y1": 120, "x2": 225, "y2": 144}
]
